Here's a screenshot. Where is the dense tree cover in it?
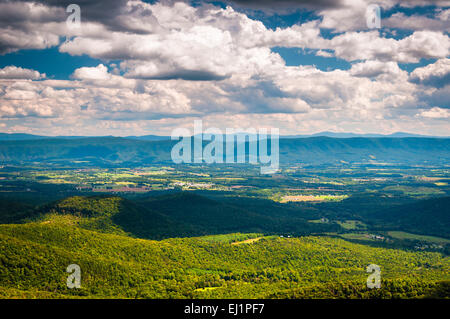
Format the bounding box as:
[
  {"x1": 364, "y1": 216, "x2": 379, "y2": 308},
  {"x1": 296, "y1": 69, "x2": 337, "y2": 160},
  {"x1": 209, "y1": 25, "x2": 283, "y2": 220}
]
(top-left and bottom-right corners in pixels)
[
  {"x1": 198, "y1": 192, "x2": 450, "y2": 241},
  {"x1": 1, "y1": 192, "x2": 449, "y2": 243},
  {"x1": 0, "y1": 180, "x2": 81, "y2": 208},
  {"x1": 136, "y1": 192, "x2": 339, "y2": 236},
  {"x1": 0, "y1": 199, "x2": 33, "y2": 224},
  {"x1": 0, "y1": 191, "x2": 448, "y2": 299},
  {"x1": 311, "y1": 194, "x2": 450, "y2": 238},
  {"x1": 0, "y1": 217, "x2": 448, "y2": 299},
  {"x1": 369, "y1": 197, "x2": 450, "y2": 238},
  {"x1": 28, "y1": 193, "x2": 450, "y2": 239},
  {"x1": 269, "y1": 280, "x2": 450, "y2": 299},
  {"x1": 8, "y1": 193, "x2": 339, "y2": 240}
]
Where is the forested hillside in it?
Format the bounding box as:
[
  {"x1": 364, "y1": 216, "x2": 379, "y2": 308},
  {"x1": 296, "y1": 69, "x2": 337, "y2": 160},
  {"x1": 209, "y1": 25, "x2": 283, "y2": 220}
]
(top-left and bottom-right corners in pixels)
[
  {"x1": 319, "y1": 195, "x2": 450, "y2": 238},
  {"x1": 0, "y1": 217, "x2": 448, "y2": 298},
  {"x1": 16, "y1": 193, "x2": 338, "y2": 239},
  {"x1": 368, "y1": 197, "x2": 450, "y2": 237}
]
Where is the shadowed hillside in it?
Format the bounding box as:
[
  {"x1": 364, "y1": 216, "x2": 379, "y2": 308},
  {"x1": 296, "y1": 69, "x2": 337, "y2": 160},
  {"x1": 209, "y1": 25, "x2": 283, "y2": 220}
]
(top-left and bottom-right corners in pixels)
[
  {"x1": 9, "y1": 193, "x2": 339, "y2": 239},
  {"x1": 368, "y1": 196, "x2": 450, "y2": 237}
]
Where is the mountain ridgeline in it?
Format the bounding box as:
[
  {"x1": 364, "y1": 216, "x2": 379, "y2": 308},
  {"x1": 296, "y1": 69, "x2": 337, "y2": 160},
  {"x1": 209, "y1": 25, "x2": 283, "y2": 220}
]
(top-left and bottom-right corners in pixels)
[
  {"x1": 0, "y1": 136, "x2": 448, "y2": 166},
  {"x1": 2, "y1": 192, "x2": 448, "y2": 241},
  {"x1": 1, "y1": 216, "x2": 448, "y2": 298},
  {"x1": 18, "y1": 193, "x2": 339, "y2": 239}
]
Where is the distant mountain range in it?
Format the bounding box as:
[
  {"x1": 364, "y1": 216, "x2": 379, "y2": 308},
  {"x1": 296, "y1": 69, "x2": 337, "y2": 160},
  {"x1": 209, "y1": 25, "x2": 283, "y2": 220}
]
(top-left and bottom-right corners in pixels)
[
  {"x1": 284, "y1": 131, "x2": 444, "y2": 138},
  {"x1": 0, "y1": 131, "x2": 447, "y2": 141},
  {"x1": 0, "y1": 133, "x2": 169, "y2": 141},
  {"x1": 0, "y1": 135, "x2": 448, "y2": 166}
]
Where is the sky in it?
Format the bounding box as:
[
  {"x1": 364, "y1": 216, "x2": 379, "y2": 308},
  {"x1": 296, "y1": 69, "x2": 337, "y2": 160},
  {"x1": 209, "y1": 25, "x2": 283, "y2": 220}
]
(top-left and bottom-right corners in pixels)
[{"x1": 0, "y1": 0, "x2": 449, "y2": 136}]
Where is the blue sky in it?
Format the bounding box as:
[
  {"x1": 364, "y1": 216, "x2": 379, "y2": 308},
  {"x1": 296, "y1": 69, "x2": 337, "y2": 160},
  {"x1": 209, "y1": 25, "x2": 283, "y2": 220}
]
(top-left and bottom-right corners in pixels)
[
  {"x1": 0, "y1": 0, "x2": 448, "y2": 136},
  {"x1": 0, "y1": 47, "x2": 103, "y2": 80},
  {"x1": 1, "y1": 3, "x2": 441, "y2": 78}
]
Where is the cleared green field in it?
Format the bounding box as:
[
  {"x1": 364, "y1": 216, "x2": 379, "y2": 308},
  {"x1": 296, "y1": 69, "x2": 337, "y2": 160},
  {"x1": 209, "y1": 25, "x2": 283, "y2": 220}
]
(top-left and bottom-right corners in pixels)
[
  {"x1": 383, "y1": 185, "x2": 445, "y2": 196},
  {"x1": 279, "y1": 195, "x2": 348, "y2": 203},
  {"x1": 337, "y1": 220, "x2": 367, "y2": 230},
  {"x1": 387, "y1": 231, "x2": 450, "y2": 244},
  {"x1": 199, "y1": 233, "x2": 263, "y2": 244},
  {"x1": 339, "y1": 233, "x2": 378, "y2": 241},
  {"x1": 308, "y1": 219, "x2": 329, "y2": 224}
]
